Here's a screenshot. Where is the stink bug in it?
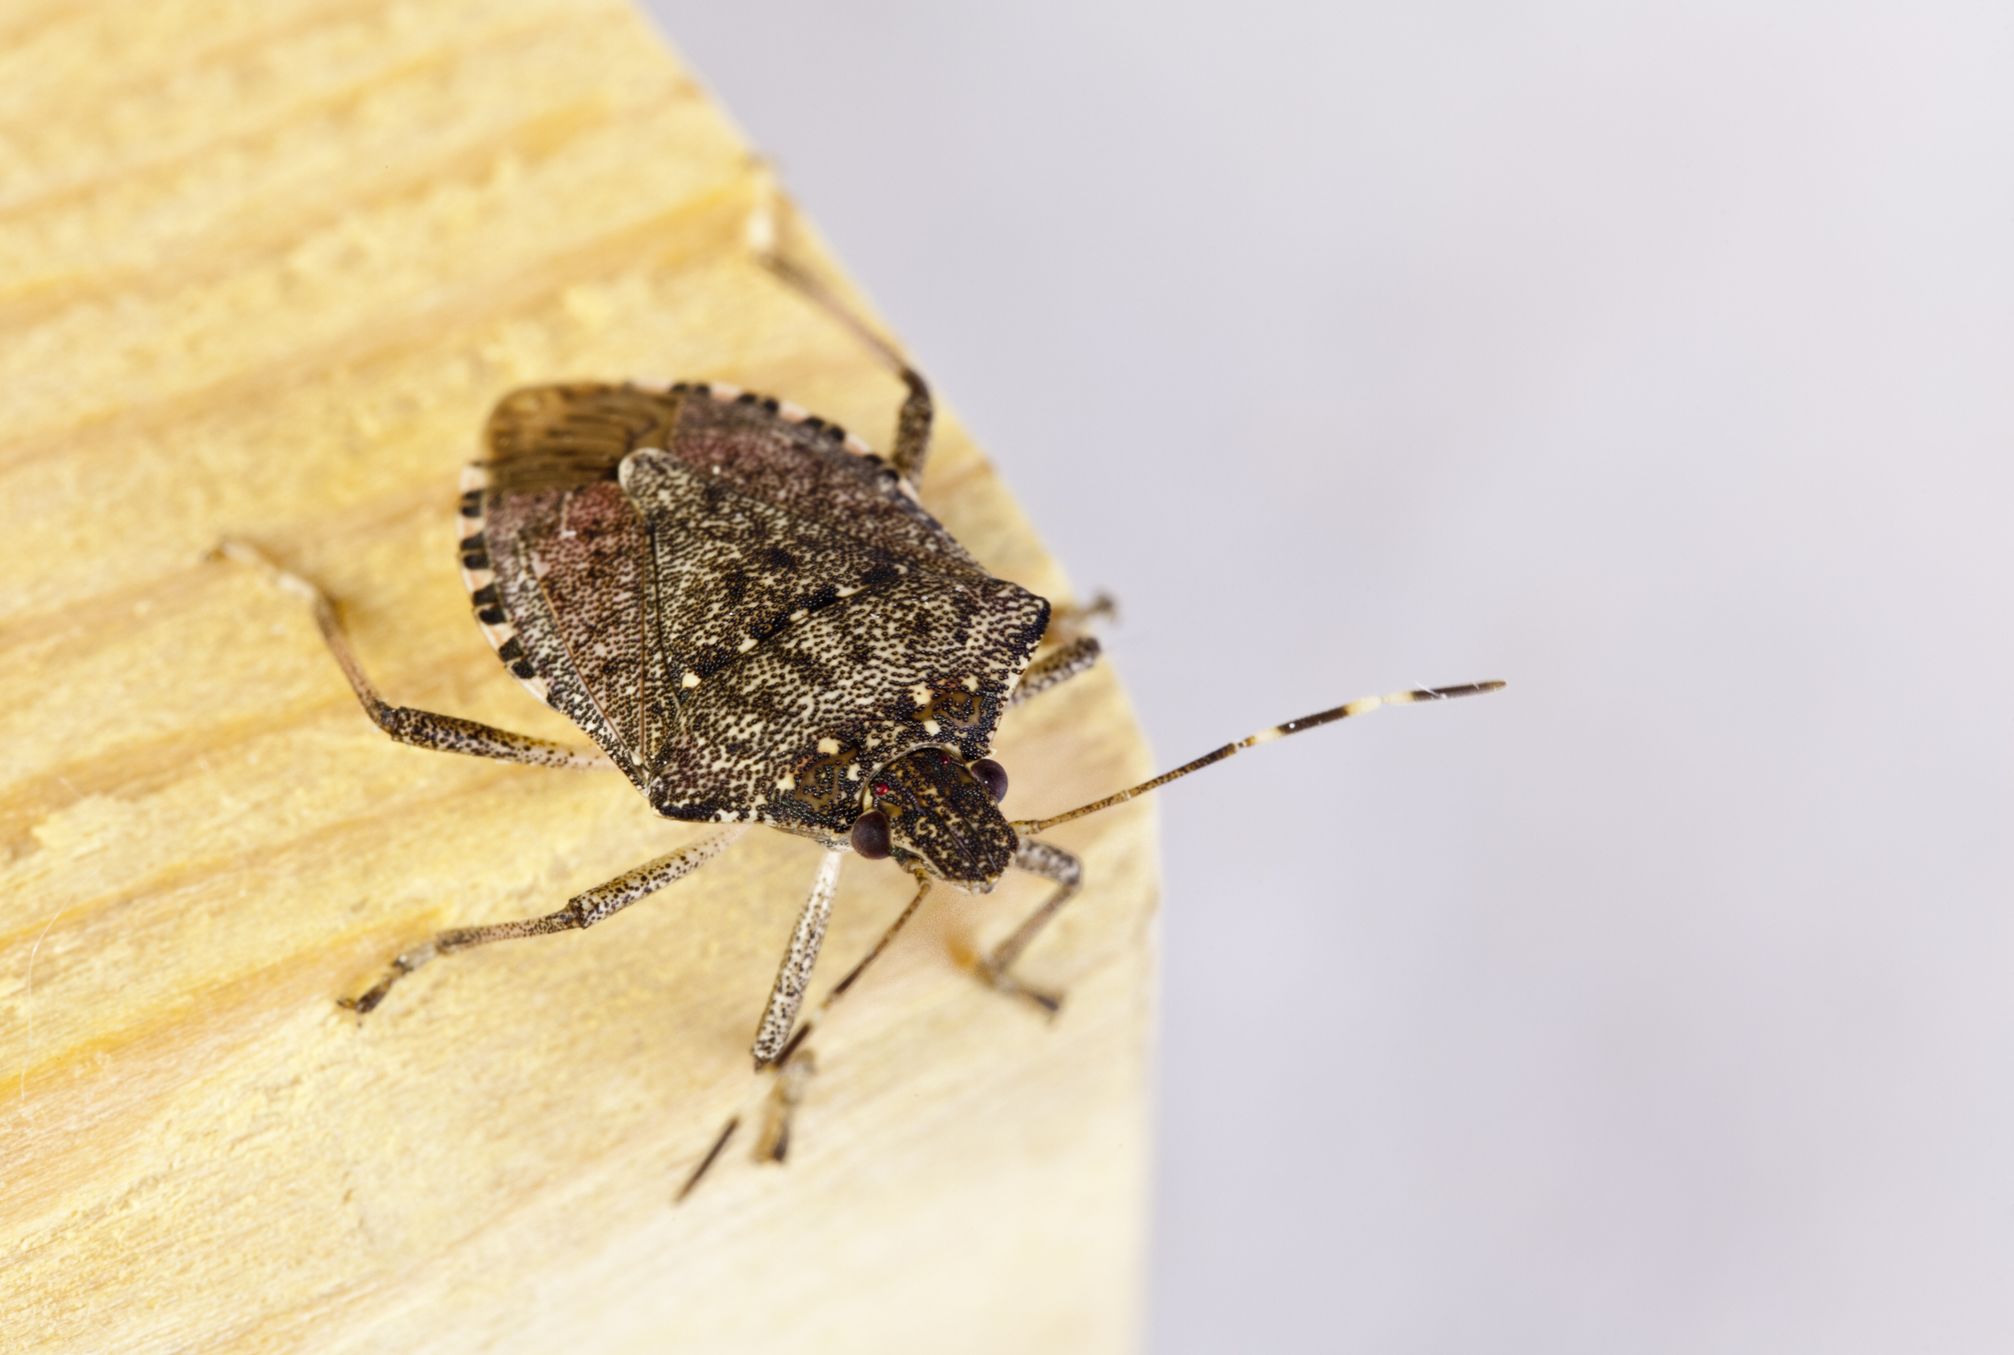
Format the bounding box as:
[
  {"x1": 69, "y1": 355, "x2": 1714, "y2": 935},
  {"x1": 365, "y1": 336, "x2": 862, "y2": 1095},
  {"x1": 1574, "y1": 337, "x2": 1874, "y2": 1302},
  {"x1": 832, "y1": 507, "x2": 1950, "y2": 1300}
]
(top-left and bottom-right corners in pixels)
[{"x1": 215, "y1": 225, "x2": 1501, "y2": 1185}]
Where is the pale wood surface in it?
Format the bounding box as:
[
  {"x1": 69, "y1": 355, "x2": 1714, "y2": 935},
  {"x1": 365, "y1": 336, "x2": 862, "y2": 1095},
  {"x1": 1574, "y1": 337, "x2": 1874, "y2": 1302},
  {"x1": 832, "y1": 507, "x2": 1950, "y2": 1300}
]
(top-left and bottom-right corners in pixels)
[{"x1": 0, "y1": 3, "x2": 1158, "y2": 1350}]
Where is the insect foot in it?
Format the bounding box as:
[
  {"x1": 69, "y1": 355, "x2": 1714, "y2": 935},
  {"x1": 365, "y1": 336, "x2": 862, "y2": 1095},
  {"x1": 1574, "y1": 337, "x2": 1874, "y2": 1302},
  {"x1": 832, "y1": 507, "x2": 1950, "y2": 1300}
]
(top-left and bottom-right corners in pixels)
[
  {"x1": 674, "y1": 1045, "x2": 819, "y2": 1204},
  {"x1": 337, "y1": 942, "x2": 440, "y2": 1016},
  {"x1": 754, "y1": 1051, "x2": 818, "y2": 1164},
  {"x1": 1046, "y1": 591, "x2": 1118, "y2": 641},
  {"x1": 973, "y1": 957, "x2": 1065, "y2": 1017},
  {"x1": 966, "y1": 836, "x2": 1082, "y2": 1017},
  {"x1": 675, "y1": 1045, "x2": 822, "y2": 1203}
]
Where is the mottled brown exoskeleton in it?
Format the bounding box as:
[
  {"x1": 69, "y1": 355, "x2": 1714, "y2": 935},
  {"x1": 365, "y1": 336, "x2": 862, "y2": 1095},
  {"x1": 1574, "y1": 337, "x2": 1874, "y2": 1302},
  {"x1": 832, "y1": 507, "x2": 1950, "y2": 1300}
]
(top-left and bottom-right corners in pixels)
[{"x1": 217, "y1": 236, "x2": 1500, "y2": 1192}]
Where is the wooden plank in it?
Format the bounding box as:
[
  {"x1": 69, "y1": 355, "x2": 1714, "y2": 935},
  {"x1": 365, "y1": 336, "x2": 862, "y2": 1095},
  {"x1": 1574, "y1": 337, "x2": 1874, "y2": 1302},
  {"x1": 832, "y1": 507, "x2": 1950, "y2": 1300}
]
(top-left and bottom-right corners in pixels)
[{"x1": 0, "y1": 2, "x2": 1157, "y2": 1349}]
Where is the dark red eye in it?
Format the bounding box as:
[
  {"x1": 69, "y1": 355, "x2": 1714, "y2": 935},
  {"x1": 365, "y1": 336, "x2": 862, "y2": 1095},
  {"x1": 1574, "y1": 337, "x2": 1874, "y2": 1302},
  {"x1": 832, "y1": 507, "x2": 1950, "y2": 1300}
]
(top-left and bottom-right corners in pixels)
[
  {"x1": 971, "y1": 758, "x2": 1008, "y2": 803},
  {"x1": 851, "y1": 810, "x2": 892, "y2": 859}
]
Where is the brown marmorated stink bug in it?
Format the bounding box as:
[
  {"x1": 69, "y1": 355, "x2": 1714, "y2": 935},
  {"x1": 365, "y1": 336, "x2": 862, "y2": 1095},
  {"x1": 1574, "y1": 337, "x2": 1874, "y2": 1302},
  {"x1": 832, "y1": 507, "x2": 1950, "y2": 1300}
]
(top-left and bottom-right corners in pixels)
[{"x1": 216, "y1": 224, "x2": 1501, "y2": 1194}]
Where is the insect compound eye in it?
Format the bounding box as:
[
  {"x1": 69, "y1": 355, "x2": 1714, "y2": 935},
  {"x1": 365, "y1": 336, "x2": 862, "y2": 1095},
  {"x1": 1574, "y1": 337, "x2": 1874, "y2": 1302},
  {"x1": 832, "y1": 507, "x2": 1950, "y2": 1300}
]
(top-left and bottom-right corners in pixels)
[
  {"x1": 851, "y1": 810, "x2": 892, "y2": 859},
  {"x1": 971, "y1": 758, "x2": 1009, "y2": 803}
]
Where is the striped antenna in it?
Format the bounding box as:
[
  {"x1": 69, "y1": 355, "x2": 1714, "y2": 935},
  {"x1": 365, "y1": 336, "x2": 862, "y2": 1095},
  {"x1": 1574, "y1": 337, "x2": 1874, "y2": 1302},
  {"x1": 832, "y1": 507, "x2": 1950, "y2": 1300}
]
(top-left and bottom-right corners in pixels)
[{"x1": 1013, "y1": 680, "x2": 1505, "y2": 835}]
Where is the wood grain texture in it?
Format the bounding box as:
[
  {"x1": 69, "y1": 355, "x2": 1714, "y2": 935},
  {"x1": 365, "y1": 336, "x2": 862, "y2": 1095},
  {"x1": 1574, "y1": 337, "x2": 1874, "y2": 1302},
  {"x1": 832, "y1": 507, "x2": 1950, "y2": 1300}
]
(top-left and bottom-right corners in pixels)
[{"x1": 0, "y1": 2, "x2": 1158, "y2": 1350}]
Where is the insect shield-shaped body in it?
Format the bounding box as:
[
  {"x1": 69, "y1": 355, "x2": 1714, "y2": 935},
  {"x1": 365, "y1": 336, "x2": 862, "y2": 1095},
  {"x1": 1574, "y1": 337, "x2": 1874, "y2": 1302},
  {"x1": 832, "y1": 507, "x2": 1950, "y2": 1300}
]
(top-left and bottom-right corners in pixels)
[
  {"x1": 460, "y1": 380, "x2": 1040, "y2": 889},
  {"x1": 215, "y1": 263, "x2": 1497, "y2": 1192}
]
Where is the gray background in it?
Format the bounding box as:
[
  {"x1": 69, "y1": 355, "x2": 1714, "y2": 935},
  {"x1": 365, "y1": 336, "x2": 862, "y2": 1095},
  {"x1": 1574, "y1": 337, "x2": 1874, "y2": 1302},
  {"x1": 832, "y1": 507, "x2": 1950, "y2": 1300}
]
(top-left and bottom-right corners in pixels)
[{"x1": 650, "y1": 4, "x2": 2013, "y2": 1351}]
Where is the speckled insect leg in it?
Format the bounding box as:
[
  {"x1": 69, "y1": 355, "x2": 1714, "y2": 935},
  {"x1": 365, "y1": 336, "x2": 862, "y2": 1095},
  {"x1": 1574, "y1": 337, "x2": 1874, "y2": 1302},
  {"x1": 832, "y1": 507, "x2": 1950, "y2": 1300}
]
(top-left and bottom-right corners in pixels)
[
  {"x1": 755, "y1": 873, "x2": 934, "y2": 1071},
  {"x1": 210, "y1": 539, "x2": 603, "y2": 770},
  {"x1": 750, "y1": 190, "x2": 934, "y2": 481},
  {"x1": 680, "y1": 875, "x2": 934, "y2": 1199},
  {"x1": 975, "y1": 838, "x2": 1082, "y2": 1014},
  {"x1": 1007, "y1": 635, "x2": 1103, "y2": 709},
  {"x1": 750, "y1": 878, "x2": 932, "y2": 1161},
  {"x1": 750, "y1": 850, "x2": 844, "y2": 1068},
  {"x1": 340, "y1": 828, "x2": 744, "y2": 1014}
]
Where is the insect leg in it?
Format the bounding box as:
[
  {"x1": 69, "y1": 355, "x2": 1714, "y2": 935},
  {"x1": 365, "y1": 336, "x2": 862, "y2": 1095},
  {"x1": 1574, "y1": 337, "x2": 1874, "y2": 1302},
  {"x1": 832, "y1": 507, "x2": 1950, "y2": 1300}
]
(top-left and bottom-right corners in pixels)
[
  {"x1": 976, "y1": 838, "x2": 1083, "y2": 1014},
  {"x1": 679, "y1": 1047, "x2": 817, "y2": 1203},
  {"x1": 750, "y1": 850, "x2": 844, "y2": 1068},
  {"x1": 754, "y1": 1050, "x2": 817, "y2": 1163},
  {"x1": 1047, "y1": 592, "x2": 1118, "y2": 640},
  {"x1": 729, "y1": 847, "x2": 1078, "y2": 1178},
  {"x1": 210, "y1": 539, "x2": 604, "y2": 770},
  {"x1": 679, "y1": 874, "x2": 932, "y2": 1201},
  {"x1": 757, "y1": 873, "x2": 934, "y2": 1069},
  {"x1": 675, "y1": 1115, "x2": 742, "y2": 1203},
  {"x1": 748, "y1": 180, "x2": 934, "y2": 482},
  {"x1": 340, "y1": 828, "x2": 744, "y2": 1014},
  {"x1": 1008, "y1": 635, "x2": 1103, "y2": 709}
]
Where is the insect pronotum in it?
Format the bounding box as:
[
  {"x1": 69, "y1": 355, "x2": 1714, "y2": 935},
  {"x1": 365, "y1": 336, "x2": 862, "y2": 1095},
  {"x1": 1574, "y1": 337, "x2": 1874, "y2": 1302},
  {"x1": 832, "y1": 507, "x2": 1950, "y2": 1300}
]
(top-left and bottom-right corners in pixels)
[{"x1": 215, "y1": 203, "x2": 1502, "y2": 1194}]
